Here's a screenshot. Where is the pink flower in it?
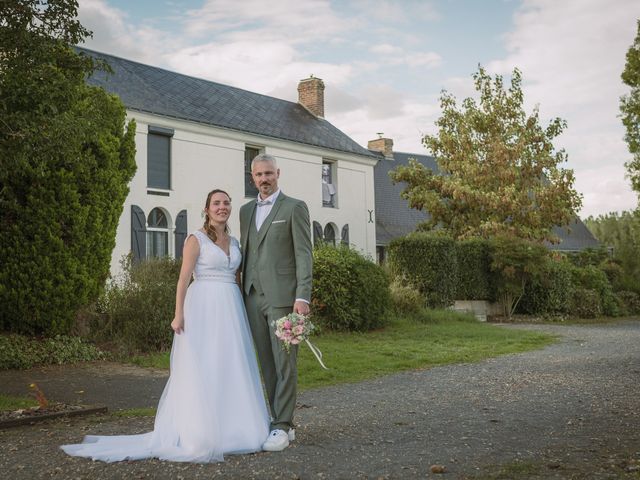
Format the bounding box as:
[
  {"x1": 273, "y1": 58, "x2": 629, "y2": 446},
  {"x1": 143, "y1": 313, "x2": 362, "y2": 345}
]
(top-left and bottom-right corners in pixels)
[
  {"x1": 283, "y1": 320, "x2": 292, "y2": 330},
  {"x1": 290, "y1": 338, "x2": 301, "y2": 345},
  {"x1": 293, "y1": 325, "x2": 305, "y2": 335}
]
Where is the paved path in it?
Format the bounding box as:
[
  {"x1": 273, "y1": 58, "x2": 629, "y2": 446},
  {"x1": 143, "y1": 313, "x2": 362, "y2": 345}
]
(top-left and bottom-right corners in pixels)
[{"x1": 1, "y1": 321, "x2": 639, "y2": 479}]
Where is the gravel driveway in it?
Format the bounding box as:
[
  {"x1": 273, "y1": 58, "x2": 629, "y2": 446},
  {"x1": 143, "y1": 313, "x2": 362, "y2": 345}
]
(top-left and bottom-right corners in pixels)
[{"x1": 1, "y1": 321, "x2": 639, "y2": 479}]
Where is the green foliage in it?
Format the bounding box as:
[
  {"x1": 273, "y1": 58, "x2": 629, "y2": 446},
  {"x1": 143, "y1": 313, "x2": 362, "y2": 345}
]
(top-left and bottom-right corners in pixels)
[
  {"x1": 615, "y1": 290, "x2": 640, "y2": 315},
  {"x1": 620, "y1": 19, "x2": 640, "y2": 196},
  {"x1": 389, "y1": 66, "x2": 581, "y2": 242},
  {"x1": 566, "y1": 246, "x2": 610, "y2": 268},
  {"x1": 0, "y1": 0, "x2": 137, "y2": 334},
  {"x1": 0, "y1": 334, "x2": 105, "y2": 370},
  {"x1": 490, "y1": 236, "x2": 548, "y2": 318},
  {"x1": 585, "y1": 211, "x2": 640, "y2": 293},
  {"x1": 518, "y1": 258, "x2": 574, "y2": 316},
  {"x1": 569, "y1": 287, "x2": 602, "y2": 319},
  {"x1": 570, "y1": 265, "x2": 620, "y2": 317},
  {"x1": 93, "y1": 256, "x2": 182, "y2": 353},
  {"x1": 389, "y1": 281, "x2": 425, "y2": 315},
  {"x1": 455, "y1": 238, "x2": 496, "y2": 301},
  {"x1": 387, "y1": 233, "x2": 457, "y2": 308},
  {"x1": 311, "y1": 244, "x2": 391, "y2": 332}
]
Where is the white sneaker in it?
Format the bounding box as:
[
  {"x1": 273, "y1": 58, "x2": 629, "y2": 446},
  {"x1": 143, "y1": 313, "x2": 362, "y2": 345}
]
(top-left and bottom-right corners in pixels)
[
  {"x1": 288, "y1": 428, "x2": 295, "y2": 442},
  {"x1": 262, "y1": 429, "x2": 289, "y2": 452}
]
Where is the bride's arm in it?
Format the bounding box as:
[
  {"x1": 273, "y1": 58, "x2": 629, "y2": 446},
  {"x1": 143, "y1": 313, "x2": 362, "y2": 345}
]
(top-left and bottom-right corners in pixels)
[{"x1": 171, "y1": 235, "x2": 199, "y2": 334}]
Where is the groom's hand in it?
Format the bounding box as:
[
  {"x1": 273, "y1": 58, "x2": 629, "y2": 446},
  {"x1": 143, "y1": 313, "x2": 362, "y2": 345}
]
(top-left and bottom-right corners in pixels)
[{"x1": 293, "y1": 300, "x2": 310, "y2": 316}]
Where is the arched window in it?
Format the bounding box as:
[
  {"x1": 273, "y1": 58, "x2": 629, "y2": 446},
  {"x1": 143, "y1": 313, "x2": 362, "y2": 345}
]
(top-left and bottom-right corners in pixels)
[
  {"x1": 324, "y1": 223, "x2": 337, "y2": 246},
  {"x1": 341, "y1": 224, "x2": 349, "y2": 246},
  {"x1": 147, "y1": 208, "x2": 169, "y2": 257}
]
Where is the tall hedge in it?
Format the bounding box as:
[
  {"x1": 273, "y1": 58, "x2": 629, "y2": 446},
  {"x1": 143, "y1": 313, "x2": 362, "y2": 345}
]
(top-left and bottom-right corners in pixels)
[
  {"x1": 312, "y1": 244, "x2": 390, "y2": 331},
  {"x1": 0, "y1": 5, "x2": 136, "y2": 334},
  {"x1": 387, "y1": 233, "x2": 457, "y2": 308},
  {"x1": 455, "y1": 238, "x2": 495, "y2": 301},
  {"x1": 518, "y1": 258, "x2": 574, "y2": 316}
]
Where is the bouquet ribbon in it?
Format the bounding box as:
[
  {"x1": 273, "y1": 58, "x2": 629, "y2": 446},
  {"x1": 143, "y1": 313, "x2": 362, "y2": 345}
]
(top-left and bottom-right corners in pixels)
[{"x1": 305, "y1": 339, "x2": 328, "y2": 370}]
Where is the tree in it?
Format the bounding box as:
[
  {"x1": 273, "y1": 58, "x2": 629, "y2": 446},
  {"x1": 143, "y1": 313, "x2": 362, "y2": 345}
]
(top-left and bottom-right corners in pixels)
[
  {"x1": 621, "y1": 20, "x2": 640, "y2": 197},
  {"x1": 390, "y1": 66, "x2": 582, "y2": 243},
  {"x1": 0, "y1": 0, "x2": 137, "y2": 334},
  {"x1": 585, "y1": 211, "x2": 640, "y2": 293}
]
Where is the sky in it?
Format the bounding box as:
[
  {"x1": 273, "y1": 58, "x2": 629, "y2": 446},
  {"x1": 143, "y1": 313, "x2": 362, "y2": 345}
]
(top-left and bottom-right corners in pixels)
[{"x1": 76, "y1": 0, "x2": 640, "y2": 219}]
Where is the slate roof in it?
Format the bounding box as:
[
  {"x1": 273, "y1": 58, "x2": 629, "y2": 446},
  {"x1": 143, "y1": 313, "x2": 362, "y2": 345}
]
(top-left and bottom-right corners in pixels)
[
  {"x1": 374, "y1": 150, "x2": 599, "y2": 251},
  {"x1": 374, "y1": 151, "x2": 433, "y2": 245},
  {"x1": 79, "y1": 48, "x2": 377, "y2": 160}
]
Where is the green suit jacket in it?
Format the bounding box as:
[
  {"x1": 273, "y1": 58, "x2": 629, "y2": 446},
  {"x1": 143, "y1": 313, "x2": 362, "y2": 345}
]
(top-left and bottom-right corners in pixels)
[{"x1": 239, "y1": 192, "x2": 313, "y2": 307}]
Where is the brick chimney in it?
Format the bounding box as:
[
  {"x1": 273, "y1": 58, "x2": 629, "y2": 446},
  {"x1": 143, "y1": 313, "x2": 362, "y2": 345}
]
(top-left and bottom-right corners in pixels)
[
  {"x1": 298, "y1": 76, "x2": 325, "y2": 118},
  {"x1": 368, "y1": 135, "x2": 394, "y2": 159}
]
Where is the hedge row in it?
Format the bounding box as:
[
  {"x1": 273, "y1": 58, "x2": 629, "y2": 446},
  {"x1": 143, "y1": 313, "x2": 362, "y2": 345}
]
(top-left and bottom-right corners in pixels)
[{"x1": 388, "y1": 234, "x2": 638, "y2": 318}]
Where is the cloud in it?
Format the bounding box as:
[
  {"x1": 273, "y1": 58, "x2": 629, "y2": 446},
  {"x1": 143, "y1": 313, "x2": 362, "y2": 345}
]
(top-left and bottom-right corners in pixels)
[
  {"x1": 478, "y1": 0, "x2": 640, "y2": 216},
  {"x1": 77, "y1": 0, "x2": 174, "y2": 63}
]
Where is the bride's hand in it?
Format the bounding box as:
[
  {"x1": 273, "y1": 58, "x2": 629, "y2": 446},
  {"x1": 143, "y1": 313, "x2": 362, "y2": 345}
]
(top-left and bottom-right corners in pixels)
[{"x1": 171, "y1": 316, "x2": 184, "y2": 334}]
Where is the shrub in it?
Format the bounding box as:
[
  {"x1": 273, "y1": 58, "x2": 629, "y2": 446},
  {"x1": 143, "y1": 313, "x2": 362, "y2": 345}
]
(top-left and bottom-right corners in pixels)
[
  {"x1": 455, "y1": 238, "x2": 495, "y2": 301},
  {"x1": 616, "y1": 290, "x2": 640, "y2": 315},
  {"x1": 387, "y1": 233, "x2": 456, "y2": 308},
  {"x1": 95, "y1": 256, "x2": 181, "y2": 353},
  {"x1": 390, "y1": 281, "x2": 424, "y2": 315},
  {"x1": 569, "y1": 287, "x2": 602, "y2": 318},
  {"x1": 518, "y1": 258, "x2": 574, "y2": 316},
  {"x1": 489, "y1": 236, "x2": 548, "y2": 318},
  {"x1": 312, "y1": 244, "x2": 391, "y2": 331},
  {"x1": 571, "y1": 265, "x2": 619, "y2": 317},
  {"x1": 0, "y1": 334, "x2": 105, "y2": 370},
  {"x1": 599, "y1": 260, "x2": 624, "y2": 291}
]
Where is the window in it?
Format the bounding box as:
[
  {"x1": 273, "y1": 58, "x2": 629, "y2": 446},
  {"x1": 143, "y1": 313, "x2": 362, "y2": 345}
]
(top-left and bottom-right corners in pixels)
[
  {"x1": 322, "y1": 161, "x2": 337, "y2": 207},
  {"x1": 146, "y1": 208, "x2": 169, "y2": 257},
  {"x1": 324, "y1": 223, "x2": 337, "y2": 246},
  {"x1": 147, "y1": 126, "x2": 174, "y2": 190},
  {"x1": 245, "y1": 146, "x2": 261, "y2": 197}
]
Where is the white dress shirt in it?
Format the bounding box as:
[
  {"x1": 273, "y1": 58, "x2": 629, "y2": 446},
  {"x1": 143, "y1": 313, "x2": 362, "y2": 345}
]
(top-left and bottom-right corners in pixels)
[{"x1": 255, "y1": 189, "x2": 281, "y2": 230}]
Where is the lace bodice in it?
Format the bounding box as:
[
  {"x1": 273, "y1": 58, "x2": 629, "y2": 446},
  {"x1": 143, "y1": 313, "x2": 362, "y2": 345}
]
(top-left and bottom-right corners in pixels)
[{"x1": 191, "y1": 230, "x2": 241, "y2": 283}]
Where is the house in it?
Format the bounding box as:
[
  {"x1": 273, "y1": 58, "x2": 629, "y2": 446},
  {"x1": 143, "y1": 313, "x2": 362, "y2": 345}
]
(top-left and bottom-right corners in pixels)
[
  {"x1": 370, "y1": 137, "x2": 599, "y2": 262},
  {"x1": 81, "y1": 48, "x2": 379, "y2": 274}
]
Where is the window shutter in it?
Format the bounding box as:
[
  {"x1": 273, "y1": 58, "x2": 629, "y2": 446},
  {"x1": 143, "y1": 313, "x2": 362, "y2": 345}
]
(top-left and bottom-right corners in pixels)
[
  {"x1": 312, "y1": 221, "x2": 323, "y2": 245},
  {"x1": 131, "y1": 205, "x2": 147, "y2": 262},
  {"x1": 175, "y1": 209, "x2": 188, "y2": 258},
  {"x1": 147, "y1": 130, "x2": 172, "y2": 189},
  {"x1": 341, "y1": 224, "x2": 349, "y2": 245}
]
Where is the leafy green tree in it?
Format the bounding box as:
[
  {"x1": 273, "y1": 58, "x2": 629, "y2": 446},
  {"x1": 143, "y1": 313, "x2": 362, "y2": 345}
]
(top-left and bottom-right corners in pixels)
[
  {"x1": 0, "y1": 0, "x2": 136, "y2": 334},
  {"x1": 489, "y1": 236, "x2": 548, "y2": 319},
  {"x1": 621, "y1": 20, "x2": 640, "y2": 197},
  {"x1": 585, "y1": 211, "x2": 640, "y2": 293},
  {"x1": 390, "y1": 66, "x2": 582, "y2": 243}
]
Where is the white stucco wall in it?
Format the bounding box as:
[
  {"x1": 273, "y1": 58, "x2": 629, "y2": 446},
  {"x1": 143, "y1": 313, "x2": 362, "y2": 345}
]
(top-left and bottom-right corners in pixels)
[{"x1": 109, "y1": 111, "x2": 377, "y2": 275}]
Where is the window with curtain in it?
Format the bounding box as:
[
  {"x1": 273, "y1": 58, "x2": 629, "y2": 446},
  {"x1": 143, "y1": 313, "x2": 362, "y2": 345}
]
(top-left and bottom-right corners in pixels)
[{"x1": 146, "y1": 208, "x2": 169, "y2": 257}]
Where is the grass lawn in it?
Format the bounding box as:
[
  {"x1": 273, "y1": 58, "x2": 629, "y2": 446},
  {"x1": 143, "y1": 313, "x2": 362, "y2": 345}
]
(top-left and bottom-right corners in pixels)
[
  {"x1": 0, "y1": 394, "x2": 38, "y2": 412},
  {"x1": 130, "y1": 310, "x2": 555, "y2": 392}
]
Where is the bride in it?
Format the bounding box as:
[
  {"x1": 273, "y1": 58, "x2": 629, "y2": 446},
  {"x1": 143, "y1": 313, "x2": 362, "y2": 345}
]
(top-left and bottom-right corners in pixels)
[{"x1": 61, "y1": 189, "x2": 270, "y2": 462}]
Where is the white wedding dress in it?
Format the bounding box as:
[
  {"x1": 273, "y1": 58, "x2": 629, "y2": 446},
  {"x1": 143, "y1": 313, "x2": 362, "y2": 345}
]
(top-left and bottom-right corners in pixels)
[{"x1": 61, "y1": 231, "x2": 270, "y2": 463}]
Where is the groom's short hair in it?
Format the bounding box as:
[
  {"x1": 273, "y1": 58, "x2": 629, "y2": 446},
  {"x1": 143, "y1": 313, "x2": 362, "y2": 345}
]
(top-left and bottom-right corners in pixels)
[{"x1": 251, "y1": 153, "x2": 278, "y2": 170}]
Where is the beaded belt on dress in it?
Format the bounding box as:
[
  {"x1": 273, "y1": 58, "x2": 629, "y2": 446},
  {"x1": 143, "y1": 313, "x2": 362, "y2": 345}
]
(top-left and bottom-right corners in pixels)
[{"x1": 193, "y1": 273, "x2": 236, "y2": 283}]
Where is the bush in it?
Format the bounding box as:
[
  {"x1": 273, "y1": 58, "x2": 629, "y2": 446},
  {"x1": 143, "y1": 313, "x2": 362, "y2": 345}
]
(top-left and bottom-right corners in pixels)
[
  {"x1": 312, "y1": 244, "x2": 391, "y2": 331},
  {"x1": 571, "y1": 265, "x2": 619, "y2": 316},
  {"x1": 0, "y1": 334, "x2": 105, "y2": 370},
  {"x1": 388, "y1": 233, "x2": 456, "y2": 308},
  {"x1": 568, "y1": 287, "x2": 602, "y2": 318},
  {"x1": 94, "y1": 256, "x2": 181, "y2": 353},
  {"x1": 455, "y1": 238, "x2": 495, "y2": 301},
  {"x1": 390, "y1": 281, "x2": 424, "y2": 315},
  {"x1": 616, "y1": 290, "x2": 640, "y2": 316},
  {"x1": 518, "y1": 258, "x2": 574, "y2": 316}
]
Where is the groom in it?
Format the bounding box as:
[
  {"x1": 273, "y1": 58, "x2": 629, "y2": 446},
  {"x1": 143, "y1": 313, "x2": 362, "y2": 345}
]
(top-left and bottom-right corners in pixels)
[{"x1": 240, "y1": 153, "x2": 313, "y2": 452}]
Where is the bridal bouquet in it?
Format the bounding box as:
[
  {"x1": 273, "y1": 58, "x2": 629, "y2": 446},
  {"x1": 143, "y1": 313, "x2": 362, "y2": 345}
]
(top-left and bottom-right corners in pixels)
[{"x1": 271, "y1": 313, "x2": 327, "y2": 369}]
